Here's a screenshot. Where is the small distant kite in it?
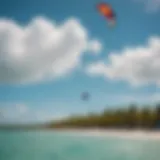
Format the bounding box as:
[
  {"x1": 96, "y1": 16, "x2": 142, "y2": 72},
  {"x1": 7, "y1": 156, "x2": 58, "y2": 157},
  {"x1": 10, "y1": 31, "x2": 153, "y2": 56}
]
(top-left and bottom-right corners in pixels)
[
  {"x1": 97, "y1": 2, "x2": 116, "y2": 27},
  {"x1": 81, "y1": 92, "x2": 90, "y2": 101}
]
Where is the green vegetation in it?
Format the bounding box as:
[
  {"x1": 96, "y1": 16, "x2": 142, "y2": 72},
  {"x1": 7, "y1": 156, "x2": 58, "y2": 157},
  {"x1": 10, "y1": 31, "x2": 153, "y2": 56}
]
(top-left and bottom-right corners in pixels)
[
  {"x1": 49, "y1": 104, "x2": 160, "y2": 130},
  {"x1": 1, "y1": 104, "x2": 160, "y2": 131}
]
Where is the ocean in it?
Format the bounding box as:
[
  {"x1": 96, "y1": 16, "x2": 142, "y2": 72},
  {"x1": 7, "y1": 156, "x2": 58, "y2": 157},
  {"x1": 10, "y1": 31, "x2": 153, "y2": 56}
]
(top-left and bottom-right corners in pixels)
[{"x1": 0, "y1": 130, "x2": 160, "y2": 160}]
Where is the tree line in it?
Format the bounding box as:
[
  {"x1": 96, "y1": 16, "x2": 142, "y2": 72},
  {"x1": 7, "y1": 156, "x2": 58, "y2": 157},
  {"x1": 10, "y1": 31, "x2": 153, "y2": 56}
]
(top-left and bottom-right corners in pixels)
[{"x1": 49, "y1": 104, "x2": 160, "y2": 130}]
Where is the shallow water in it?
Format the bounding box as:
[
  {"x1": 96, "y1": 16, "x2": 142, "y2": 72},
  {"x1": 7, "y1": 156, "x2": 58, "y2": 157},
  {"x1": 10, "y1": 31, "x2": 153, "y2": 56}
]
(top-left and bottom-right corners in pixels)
[{"x1": 0, "y1": 130, "x2": 160, "y2": 160}]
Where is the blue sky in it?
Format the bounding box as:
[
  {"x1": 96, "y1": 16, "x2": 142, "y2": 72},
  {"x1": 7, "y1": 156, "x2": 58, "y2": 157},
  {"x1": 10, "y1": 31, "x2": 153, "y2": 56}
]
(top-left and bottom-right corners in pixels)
[{"x1": 0, "y1": 0, "x2": 160, "y2": 124}]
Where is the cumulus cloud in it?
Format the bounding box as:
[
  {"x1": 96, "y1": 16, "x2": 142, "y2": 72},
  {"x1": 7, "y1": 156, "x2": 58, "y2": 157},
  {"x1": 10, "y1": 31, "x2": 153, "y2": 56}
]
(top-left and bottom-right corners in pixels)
[
  {"x1": 0, "y1": 16, "x2": 102, "y2": 84},
  {"x1": 87, "y1": 40, "x2": 102, "y2": 55},
  {"x1": 86, "y1": 36, "x2": 160, "y2": 86},
  {"x1": 135, "y1": 0, "x2": 160, "y2": 12}
]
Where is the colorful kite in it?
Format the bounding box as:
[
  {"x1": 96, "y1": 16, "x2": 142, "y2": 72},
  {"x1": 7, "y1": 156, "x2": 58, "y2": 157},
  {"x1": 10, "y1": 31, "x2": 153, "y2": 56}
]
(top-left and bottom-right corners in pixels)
[
  {"x1": 97, "y1": 2, "x2": 116, "y2": 27},
  {"x1": 81, "y1": 92, "x2": 90, "y2": 101}
]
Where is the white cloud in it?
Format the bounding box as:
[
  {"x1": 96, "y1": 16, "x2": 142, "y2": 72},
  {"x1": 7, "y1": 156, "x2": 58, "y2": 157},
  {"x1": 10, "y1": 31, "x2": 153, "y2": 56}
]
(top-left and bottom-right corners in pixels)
[
  {"x1": 135, "y1": 0, "x2": 160, "y2": 12},
  {"x1": 86, "y1": 36, "x2": 160, "y2": 86},
  {"x1": 87, "y1": 40, "x2": 102, "y2": 55},
  {"x1": 0, "y1": 16, "x2": 102, "y2": 84}
]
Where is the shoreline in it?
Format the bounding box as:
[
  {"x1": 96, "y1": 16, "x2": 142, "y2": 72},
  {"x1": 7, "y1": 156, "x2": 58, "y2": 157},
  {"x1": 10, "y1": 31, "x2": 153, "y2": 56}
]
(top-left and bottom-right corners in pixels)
[
  {"x1": 52, "y1": 128, "x2": 160, "y2": 140},
  {"x1": 1, "y1": 127, "x2": 160, "y2": 140}
]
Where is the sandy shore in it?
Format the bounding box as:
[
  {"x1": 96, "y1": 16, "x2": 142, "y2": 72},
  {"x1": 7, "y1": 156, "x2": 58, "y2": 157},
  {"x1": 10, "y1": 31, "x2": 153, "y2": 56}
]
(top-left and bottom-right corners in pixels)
[{"x1": 53, "y1": 128, "x2": 160, "y2": 140}]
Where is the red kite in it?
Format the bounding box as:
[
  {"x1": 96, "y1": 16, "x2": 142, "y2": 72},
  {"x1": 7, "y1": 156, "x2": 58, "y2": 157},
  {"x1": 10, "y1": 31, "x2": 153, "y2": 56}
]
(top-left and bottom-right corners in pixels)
[{"x1": 97, "y1": 2, "x2": 116, "y2": 27}]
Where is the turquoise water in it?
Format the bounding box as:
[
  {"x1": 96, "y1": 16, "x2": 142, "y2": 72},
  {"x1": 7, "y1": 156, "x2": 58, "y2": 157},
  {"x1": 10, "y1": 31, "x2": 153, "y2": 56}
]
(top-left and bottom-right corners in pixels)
[{"x1": 0, "y1": 131, "x2": 160, "y2": 160}]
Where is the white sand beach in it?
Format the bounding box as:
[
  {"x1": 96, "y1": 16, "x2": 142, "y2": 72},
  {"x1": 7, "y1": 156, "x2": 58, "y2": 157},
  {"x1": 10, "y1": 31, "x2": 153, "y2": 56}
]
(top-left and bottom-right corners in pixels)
[{"x1": 53, "y1": 128, "x2": 160, "y2": 140}]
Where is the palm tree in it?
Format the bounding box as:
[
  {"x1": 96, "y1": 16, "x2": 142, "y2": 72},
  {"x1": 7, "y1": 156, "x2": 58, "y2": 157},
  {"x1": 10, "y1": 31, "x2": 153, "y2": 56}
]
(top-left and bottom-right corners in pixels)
[
  {"x1": 126, "y1": 104, "x2": 138, "y2": 128},
  {"x1": 155, "y1": 104, "x2": 160, "y2": 129}
]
